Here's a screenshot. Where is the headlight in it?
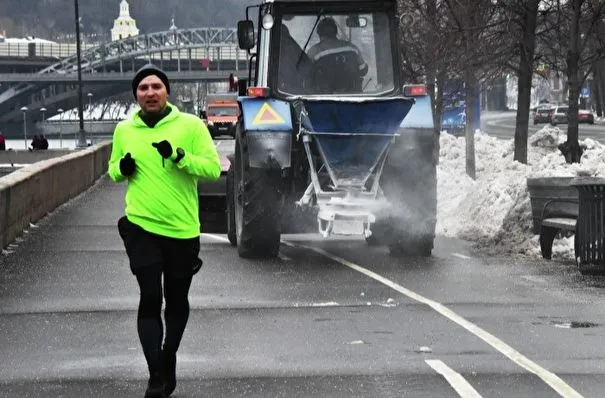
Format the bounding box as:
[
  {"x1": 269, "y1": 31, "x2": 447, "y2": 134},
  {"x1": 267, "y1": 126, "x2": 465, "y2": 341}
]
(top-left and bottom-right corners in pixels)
[
  {"x1": 262, "y1": 14, "x2": 274, "y2": 30},
  {"x1": 208, "y1": 121, "x2": 214, "y2": 126}
]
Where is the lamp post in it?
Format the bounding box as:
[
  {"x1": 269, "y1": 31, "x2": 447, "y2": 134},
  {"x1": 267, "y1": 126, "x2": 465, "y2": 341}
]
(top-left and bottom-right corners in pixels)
[
  {"x1": 40, "y1": 107, "x2": 47, "y2": 138},
  {"x1": 87, "y1": 93, "x2": 93, "y2": 144},
  {"x1": 87, "y1": 92, "x2": 93, "y2": 124},
  {"x1": 57, "y1": 108, "x2": 64, "y2": 148},
  {"x1": 74, "y1": 0, "x2": 87, "y2": 148},
  {"x1": 20, "y1": 106, "x2": 28, "y2": 150}
]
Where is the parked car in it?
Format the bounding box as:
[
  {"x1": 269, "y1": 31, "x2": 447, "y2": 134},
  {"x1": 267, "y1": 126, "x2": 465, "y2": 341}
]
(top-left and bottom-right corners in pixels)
[
  {"x1": 533, "y1": 104, "x2": 555, "y2": 124},
  {"x1": 578, "y1": 109, "x2": 595, "y2": 124},
  {"x1": 550, "y1": 105, "x2": 569, "y2": 125}
]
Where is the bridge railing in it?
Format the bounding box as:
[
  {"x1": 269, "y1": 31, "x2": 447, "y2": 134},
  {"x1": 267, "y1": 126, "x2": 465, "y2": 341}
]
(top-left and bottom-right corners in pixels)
[
  {"x1": 40, "y1": 120, "x2": 120, "y2": 136},
  {"x1": 0, "y1": 42, "x2": 248, "y2": 61},
  {"x1": 0, "y1": 43, "x2": 97, "y2": 58}
]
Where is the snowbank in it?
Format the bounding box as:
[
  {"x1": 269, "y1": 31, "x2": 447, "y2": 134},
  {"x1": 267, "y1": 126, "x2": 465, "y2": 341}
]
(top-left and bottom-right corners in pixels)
[{"x1": 437, "y1": 125, "x2": 605, "y2": 260}]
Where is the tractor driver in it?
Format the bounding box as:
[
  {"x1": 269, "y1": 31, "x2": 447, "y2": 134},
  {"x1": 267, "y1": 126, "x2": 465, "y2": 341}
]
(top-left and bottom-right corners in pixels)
[
  {"x1": 307, "y1": 17, "x2": 368, "y2": 93},
  {"x1": 278, "y1": 18, "x2": 313, "y2": 93}
]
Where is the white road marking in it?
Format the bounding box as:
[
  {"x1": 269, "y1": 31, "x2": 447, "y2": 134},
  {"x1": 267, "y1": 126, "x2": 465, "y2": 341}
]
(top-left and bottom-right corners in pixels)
[
  {"x1": 293, "y1": 301, "x2": 340, "y2": 308},
  {"x1": 521, "y1": 275, "x2": 548, "y2": 285},
  {"x1": 348, "y1": 340, "x2": 365, "y2": 345},
  {"x1": 310, "y1": 301, "x2": 339, "y2": 307},
  {"x1": 282, "y1": 241, "x2": 583, "y2": 398},
  {"x1": 452, "y1": 253, "x2": 471, "y2": 259},
  {"x1": 203, "y1": 234, "x2": 291, "y2": 261},
  {"x1": 202, "y1": 233, "x2": 230, "y2": 243},
  {"x1": 425, "y1": 359, "x2": 482, "y2": 398}
]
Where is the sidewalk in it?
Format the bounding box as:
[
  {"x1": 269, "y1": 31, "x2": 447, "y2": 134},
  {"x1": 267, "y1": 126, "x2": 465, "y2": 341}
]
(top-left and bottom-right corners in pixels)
[{"x1": 0, "y1": 176, "x2": 153, "y2": 396}]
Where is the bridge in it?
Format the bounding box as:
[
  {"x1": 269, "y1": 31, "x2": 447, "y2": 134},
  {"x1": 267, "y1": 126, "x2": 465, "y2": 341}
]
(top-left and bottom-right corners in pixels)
[
  {"x1": 0, "y1": 27, "x2": 250, "y2": 133},
  {"x1": 0, "y1": 70, "x2": 245, "y2": 83}
]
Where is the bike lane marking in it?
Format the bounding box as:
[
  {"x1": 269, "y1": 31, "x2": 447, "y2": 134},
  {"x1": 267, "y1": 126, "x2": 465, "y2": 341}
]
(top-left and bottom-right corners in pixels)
[
  {"x1": 452, "y1": 253, "x2": 471, "y2": 259},
  {"x1": 203, "y1": 233, "x2": 291, "y2": 261},
  {"x1": 425, "y1": 359, "x2": 483, "y2": 398},
  {"x1": 282, "y1": 241, "x2": 583, "y2": 398}
]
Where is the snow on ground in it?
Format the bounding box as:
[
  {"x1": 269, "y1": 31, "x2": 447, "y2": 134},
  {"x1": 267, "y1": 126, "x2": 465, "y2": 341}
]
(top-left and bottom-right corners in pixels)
[
  {"x1": 3, "y1": 36, "x2": 56, "y2": 44},
  {"x1": 47, "y1": 103, "x2": 138, "y2": 121},
  {"x1": 438, "y1": 125, "x2": 605, "y2": 260}
]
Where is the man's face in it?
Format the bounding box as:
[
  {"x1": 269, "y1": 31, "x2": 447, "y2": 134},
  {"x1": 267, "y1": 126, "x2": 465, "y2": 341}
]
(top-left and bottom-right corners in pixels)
[{"x1": 136, "y1": 75, "x2": 168, "y2": 113}]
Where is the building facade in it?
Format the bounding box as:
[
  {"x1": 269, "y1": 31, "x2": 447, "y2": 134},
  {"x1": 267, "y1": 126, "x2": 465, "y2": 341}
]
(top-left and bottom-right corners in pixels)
[{"x1": 111, "y1": 0, "x2": 139, "y2": 41}]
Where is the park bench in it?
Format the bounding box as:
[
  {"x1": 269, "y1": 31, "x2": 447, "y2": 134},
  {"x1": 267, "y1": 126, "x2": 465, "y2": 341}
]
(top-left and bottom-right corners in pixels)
[
  {"x1": 539, "y1": 199, "x2": 578, "y2": 260},
  {"x1": 530, "y1": 177, "x2": 605, "y2": 274}
]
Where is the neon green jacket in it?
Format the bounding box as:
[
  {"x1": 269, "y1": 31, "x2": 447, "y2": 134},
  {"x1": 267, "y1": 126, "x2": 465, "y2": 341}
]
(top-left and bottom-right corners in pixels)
[{"x1": 108, "y1": 103, "x2": 221, "y2": 238}]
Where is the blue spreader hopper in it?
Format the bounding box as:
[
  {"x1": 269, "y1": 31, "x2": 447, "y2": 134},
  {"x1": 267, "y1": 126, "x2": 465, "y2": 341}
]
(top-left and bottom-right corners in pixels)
[{"x1": 296, "y1": 97, "x2": 415, "y2": 238}]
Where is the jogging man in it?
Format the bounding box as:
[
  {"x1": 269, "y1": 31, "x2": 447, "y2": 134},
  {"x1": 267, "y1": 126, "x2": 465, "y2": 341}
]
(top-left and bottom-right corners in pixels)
[{"x1": 108, "y1": 63, "x2": 221, "y2": 398}]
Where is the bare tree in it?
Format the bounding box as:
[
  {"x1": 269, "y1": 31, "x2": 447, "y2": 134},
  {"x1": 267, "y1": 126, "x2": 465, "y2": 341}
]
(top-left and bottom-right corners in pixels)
[
  {"x1": 540, "y1": 0, "x2": 605, "y2": 163},
  {"x1": 400, "y1": 0, "x2": 507, "y2": 178},
  {"x1": 99, "y1": 92, "x2": 134, "y2": 120},
  {"x1": 442, "y1": 0, "x2": 502, "y2": 179},
  {"x1": 398, "y1": 0, "x2": 459, "y2": 163},
  {"x1": 493, "y1": 0, "x2": 542, "y2": 165}
]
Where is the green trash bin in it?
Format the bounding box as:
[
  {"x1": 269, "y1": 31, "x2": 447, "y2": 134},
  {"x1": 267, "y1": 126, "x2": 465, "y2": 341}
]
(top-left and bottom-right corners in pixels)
[{"x1": 571, "y1": 177, "x2": 605, "y2": 275}]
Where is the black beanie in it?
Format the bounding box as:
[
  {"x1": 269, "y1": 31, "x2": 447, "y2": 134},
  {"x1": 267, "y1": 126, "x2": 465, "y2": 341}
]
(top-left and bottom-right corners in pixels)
[{"x1": 132, "y1": 63, "x2": 170, "y2": 98}]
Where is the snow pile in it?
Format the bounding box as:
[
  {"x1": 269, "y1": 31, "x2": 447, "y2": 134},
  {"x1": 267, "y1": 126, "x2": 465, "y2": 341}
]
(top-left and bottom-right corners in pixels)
[
  {"x1": 48, "y1": 103, "x2": 138, "y2": 121},
  {"x1": 4, "y1": 36, "x2": 56, "y2": 44},
  {"x1": 436, "y1": 125, "x2": 605, "y2": 259}
]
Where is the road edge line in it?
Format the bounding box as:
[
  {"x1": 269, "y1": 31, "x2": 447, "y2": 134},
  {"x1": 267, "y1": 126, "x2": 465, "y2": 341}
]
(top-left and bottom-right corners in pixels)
[{"x1": 283, "y1": 241, "x2": 583, "y2": 398}]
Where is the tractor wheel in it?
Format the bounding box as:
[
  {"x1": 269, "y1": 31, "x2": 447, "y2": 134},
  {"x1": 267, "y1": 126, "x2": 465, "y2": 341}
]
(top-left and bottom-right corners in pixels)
[
  {"x1": 226, "y1": 163, "x2": 237, "y2": 246},
  {"x1": 234, "y1": 135, "x2": 284, "y2": 258}
]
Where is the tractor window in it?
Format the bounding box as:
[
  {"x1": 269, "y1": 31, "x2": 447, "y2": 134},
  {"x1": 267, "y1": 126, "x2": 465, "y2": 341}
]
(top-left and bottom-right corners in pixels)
[{"x1": 277, "y1": 12, "x2": 395, "y2": 96}]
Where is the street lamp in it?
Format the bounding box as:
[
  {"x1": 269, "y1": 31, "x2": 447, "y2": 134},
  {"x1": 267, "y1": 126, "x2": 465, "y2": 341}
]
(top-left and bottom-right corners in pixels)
[
  {"x1": 87, "y1": 93, "x2": 93, "y2": 145},
  {"x1": 20, "y1": 106, "x2": 28, "y2": 150},
  {"x1": 40, "y1": 107, "x2": 47, "y2": 138},
  {"x1": 57, "y1": 108, "x2": 64, "y2": 148},
  {"x1": 74, "y1": 0, "x2": 87, "y2": 148},
  {"x1": 87, "y1": 92, "x2": 93, "y2": 114}
]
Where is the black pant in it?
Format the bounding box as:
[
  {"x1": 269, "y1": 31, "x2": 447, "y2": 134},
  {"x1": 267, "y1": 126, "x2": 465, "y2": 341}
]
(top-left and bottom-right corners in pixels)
[
  {"x1": 117, "y1": 216, "x2": 203, "y2": 373},
  {"x1": 135, "y1": 266, "x2": 193, "y2": 373}
]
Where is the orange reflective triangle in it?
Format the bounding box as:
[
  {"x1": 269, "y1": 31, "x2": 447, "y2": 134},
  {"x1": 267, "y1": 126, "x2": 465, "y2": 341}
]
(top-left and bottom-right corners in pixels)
[{"x1": 252, "y1": 103, "x2": 285, "y2": 125}]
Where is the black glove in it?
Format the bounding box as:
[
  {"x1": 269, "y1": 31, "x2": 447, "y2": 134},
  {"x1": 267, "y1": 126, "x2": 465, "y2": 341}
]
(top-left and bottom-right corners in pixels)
[
  {"x1": 152, "y1": 140, "x2": 173, "y2": 159},
  {"x1": 119, "y1": 152, "x2": 136, "y2": 176}
]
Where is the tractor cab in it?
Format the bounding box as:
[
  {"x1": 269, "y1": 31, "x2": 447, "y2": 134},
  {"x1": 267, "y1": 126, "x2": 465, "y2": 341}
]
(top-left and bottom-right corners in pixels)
[{"x1": 237, "y1": 0, "x2": 402, "y2": 99}]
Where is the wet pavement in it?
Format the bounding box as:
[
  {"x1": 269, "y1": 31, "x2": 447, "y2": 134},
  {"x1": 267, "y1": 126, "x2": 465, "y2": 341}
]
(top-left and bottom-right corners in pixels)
[{"x1": 2, "y1": 172, "x2": 605, "y2": 397}]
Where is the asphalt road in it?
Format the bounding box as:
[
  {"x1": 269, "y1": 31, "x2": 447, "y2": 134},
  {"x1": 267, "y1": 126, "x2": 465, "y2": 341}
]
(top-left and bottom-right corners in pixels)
[
  {"x1": 481, "y1": 111, "x2": 605, "y2": 143},
  {"x1": 1, "y1": 154, "x2": 605, "y2": 397}
]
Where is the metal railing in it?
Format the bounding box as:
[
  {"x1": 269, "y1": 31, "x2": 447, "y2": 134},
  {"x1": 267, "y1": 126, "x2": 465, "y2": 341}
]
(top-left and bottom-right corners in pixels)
[
  {"x1": 0, "y1": 43, "x2": 96, "y2": 58},
  {"x1": 0, "y1": 42, "x2": 246, "y2": 61}
]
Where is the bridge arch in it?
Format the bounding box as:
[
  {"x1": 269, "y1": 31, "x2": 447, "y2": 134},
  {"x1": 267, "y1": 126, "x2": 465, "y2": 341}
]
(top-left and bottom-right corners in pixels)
[
  {"x1": 48, "y1": 27, "x2": 244, "y2": 75},
  {"x1": 0, "y1": 27, "x2": 249, "y2": 125}
]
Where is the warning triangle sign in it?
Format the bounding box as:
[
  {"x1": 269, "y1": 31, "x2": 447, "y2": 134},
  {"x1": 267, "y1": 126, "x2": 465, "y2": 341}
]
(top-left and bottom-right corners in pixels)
[{"x1": 252, "y1": 102, "x2": 285, "y2": 125}]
